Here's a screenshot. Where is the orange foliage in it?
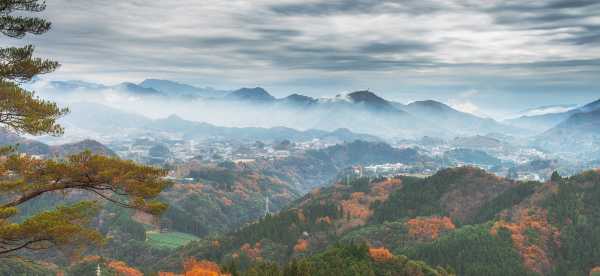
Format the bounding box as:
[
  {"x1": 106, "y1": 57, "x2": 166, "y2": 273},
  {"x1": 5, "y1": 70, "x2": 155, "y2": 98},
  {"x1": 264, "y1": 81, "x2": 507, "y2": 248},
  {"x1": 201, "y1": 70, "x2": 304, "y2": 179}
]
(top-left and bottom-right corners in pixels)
[
  {"x1": 351, "y1": 192, "x2": 366, "y2": 201},
  {"x1": 158, "y1": 273, "x2": 177, "y2": 276},
  {"x1": 491, "y1": 208, "x2": 560, "y2": 275},
  {"x1": 590, "y1": 267, "x2": 600, "y2": 276},
  {"x1": 337, "y1": 178, "x2": 404, "y2": 234},
  {"x1": 183, "y1": 258, "x2": 229, "y2": 276},
  {"x1": 369, "y1": 247, "x2": 394, "y2": 262},
  {"x1": 316, "y1": 216, "x2": 332, "y2": 224},
  {"x1": 294, "y1": 239, "x2": 309, "y2": 253},
  {"x1": 341, "y1": 193, "x2": 371, "y2": 220},
  {"x1": 407, "y1": 216, "x2": 456, "y2": 240},
  {"x1": 108, "y1": 260, "x2": 143, "y2": 276}
]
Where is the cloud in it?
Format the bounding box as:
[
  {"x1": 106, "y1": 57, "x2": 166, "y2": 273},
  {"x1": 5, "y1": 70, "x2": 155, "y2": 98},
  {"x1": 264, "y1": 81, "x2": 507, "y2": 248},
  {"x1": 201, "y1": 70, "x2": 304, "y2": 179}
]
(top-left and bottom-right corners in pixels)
[
  {"x1": 449, "y1": 100, "x2": 480, "y2": 115},
  {"x1": 0, "y1": 0, "x2": 597, "y2": 101}
]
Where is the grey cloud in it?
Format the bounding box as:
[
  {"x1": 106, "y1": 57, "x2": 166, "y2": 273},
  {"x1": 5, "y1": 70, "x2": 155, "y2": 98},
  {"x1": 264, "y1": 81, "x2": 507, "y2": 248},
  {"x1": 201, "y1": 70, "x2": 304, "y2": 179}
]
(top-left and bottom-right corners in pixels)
[
  {"x1": 1, "y1": 0, "x2": 597, "y2": 97},
  {"x1": 269, "y1": 0, "x2": 441, "y2": 16},
  {"x1": 358, "y1": 41, "x2": 432, "y2": 54}
]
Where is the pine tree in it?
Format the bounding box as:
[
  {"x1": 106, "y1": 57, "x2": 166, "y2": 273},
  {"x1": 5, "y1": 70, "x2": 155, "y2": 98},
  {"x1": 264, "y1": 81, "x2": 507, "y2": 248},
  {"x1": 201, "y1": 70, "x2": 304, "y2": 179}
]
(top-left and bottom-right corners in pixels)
[
  {"x1": 551, "y1": 171, "x2": 562, "y2": 182},
  {"x1": 0, "y1": 0, "x2": 172, "y2": 256}
]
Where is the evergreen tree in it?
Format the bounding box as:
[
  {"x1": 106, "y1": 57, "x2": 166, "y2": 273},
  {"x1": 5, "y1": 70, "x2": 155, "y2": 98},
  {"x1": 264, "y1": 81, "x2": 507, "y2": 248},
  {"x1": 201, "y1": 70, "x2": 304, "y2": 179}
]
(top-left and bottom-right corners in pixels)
[
  {"x1": 0, "y1": 0, "x2": 171, "y2": 256},
  {"x1": 551, "y1": 170, "x2": 562, "y2": 182}
]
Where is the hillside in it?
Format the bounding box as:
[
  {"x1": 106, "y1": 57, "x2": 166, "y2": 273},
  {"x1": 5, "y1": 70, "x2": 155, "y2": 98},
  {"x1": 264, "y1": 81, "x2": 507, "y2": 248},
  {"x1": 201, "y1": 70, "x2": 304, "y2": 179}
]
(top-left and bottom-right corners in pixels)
[
  {"x1": 507, "y1": 98, "x2": 600, "y2": 133},
  {"x1": 147, "y1": 114, "x2": 381, "y2": 143},
  {"x1": 534, "y1": 109, "x2": 600, "y2": 158},
  {"x1": 404, "y1": 100, "x2": 520, "y2": 136},
  {"x1": 268, "y1": 140, "x2": 430, "y2": 192},
  {"x1": 158, "y1": 160, "x2": 301, "y2": 237},
  {"x1": 0, "y1": 129, "x2": 116, "y2": 157},
  {"x1": 137, "y1": 167, "x2": 600, "y2": 276}
]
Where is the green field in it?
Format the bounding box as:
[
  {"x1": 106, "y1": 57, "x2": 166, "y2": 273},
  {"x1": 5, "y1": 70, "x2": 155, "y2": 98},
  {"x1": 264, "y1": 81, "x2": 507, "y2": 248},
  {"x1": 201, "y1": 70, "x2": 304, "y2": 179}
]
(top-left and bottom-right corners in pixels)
[{"x1": 145, "y1": 231, "x2": 200, "y2": 249}]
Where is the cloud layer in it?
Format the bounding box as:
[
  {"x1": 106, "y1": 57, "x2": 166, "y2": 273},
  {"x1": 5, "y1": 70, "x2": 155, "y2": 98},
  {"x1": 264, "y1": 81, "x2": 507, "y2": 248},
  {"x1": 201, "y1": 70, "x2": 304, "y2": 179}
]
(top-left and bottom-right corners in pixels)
[{"x1": 1, "y1": 0, "x2": 599, "y2": 114}]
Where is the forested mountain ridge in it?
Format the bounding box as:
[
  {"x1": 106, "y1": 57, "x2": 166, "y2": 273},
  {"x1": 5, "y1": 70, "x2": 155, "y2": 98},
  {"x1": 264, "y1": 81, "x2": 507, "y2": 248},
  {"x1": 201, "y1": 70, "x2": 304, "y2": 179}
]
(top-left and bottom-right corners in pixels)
[
  {"x1": 0, "y1": 128, "x2": 117, "y2": 157},
  {"x1": 135, "y1": 167, "x2": 600, "y2": 276},
  {"x1": 534, "y1": 108, "x2": 600, "y2": 156},
  {"x1": 507, "y1": 98, "x2": 600, "y2": 133}
]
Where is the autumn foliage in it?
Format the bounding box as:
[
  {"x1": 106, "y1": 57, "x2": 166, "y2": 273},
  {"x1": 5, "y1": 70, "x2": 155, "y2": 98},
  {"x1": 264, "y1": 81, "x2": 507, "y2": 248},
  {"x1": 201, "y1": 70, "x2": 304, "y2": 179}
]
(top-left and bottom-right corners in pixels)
[
  {"x1": 240, "y1": 242, "x2": 262, "y2": 260},
  {"x1": 368, "y1": 247, "x2": 394, "y2": 262},
  {"x1": 407, "y1": 216, "x2": 456, "y2": 240},
  {"x1": 590, "y1": 267, "x2": 600, "y2": 276},
  {"x1": 108, "y1": 260, "x2": 143, "y2": 276},
  {"x1": 294, "y1": 239, "x2": 309, "y2": 253},
  {"x1": 182, "y1": 258, "x2": 230, "y2": 276},
  {"x1": 491, "y1": 208, "x2": 560, "y2": 274}
]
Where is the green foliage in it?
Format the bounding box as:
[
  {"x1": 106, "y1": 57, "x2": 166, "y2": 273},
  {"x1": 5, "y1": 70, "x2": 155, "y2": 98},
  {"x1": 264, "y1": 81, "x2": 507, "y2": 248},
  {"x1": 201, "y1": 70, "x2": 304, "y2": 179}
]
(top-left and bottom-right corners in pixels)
[
  {"x1": 146, "y1": 231, "x2": 199, "y2": 249},
  {"x1": 404, "y1": 224, "x2": 535, "y2": 276},
  {"x1": 371, "y1": 167, "x2": 510, "y2": 224},
  {"x1": 306, "y1": 140, "x2": 424, "y2": 168},
  {"x1": 0, "y1": 80, "x2": 67, "y2": 135},
  {"x1": 188, "y1": 167, "x2": 236, "y2": 190},
  {"x1": 371, "y1": 172, "x2": 448, "y2": 223},
  {"x1": 0, "y1": 258, "x2": 54, "y2": 275},
  {"x1": 163, "y1": 205, "x2": 208, "y2": 237},
  {"x1": 468, "y1": 181, "x2": 540, "y2": 224},
  {"x1": 230, "y1": 202, "x2": 342, "y2": 249},
  {"x1": 0, "y1": 201, "x2": 103, "y2": 255},
  {"x1": 551, "y1": 171, "x2": 562, "y2": 182},
  {"x1": 544, "y1": 171, "x2": 600, "y2": 275},
  {"x1": 234, "y1": 243, "x2": 453, "y2": 276}
]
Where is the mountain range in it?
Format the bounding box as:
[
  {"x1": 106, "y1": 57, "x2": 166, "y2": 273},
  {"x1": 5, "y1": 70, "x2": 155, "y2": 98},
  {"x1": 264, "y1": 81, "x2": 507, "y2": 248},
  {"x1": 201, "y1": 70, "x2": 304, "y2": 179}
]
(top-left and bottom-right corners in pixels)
[
  {"x1": 534, "y1": 107, "x2": 600, "y2": 157},
  {"x1": 507, "y1": 99, "x2": 600, "y2": 132},
  {"x1": 51, "y1": 102, "x2": 381, "y2": 144},
  {"x1": 36, "y1": 79, "x2": 525, "y2": 139}
]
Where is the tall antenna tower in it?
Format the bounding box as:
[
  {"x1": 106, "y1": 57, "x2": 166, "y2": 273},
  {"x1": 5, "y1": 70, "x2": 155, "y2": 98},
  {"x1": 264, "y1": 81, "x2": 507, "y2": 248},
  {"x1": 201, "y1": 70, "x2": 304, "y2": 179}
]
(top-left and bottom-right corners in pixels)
[{"x1": 265, "y1": 196, "x2": 270, "y2": 216}]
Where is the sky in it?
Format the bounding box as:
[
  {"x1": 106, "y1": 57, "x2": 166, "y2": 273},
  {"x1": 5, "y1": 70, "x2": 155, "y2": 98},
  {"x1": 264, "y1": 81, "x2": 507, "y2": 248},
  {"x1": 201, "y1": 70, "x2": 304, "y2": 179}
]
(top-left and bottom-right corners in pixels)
[{"x1": 3, "y1": 0, "x2": 600, "y2": 118}]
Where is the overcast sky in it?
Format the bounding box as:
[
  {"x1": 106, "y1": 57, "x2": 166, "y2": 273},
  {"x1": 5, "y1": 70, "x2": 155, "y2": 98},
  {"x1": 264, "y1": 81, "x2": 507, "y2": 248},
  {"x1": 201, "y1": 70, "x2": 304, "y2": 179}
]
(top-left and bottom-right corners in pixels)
[{"x1": 3, "y1": 0, "x2": 600, "y2": 117}]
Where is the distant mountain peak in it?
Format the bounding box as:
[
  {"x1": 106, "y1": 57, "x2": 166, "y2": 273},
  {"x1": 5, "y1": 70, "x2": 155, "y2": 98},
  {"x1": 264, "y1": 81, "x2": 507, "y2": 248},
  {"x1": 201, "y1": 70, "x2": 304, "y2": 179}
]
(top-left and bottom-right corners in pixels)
[
  {"x1": 281, "y1": 93, "x2": 317, "y2": 105},
  {"x1": 578, "y1": 98, "x2": 600, "y2": 113},
  {"x1": 345, "y1": 90, "x2": 397, "y2": 111},
  {"x1": 410, "y1": 100, "x2": 450, "y2": 109},
  {"x1": 138, "y1": 79, "x2": 223, "y2": 98},
  {"x1": 226, "y1": 87, "x2": 275, "y2": 102},
  {"x1": 115, "y1": 82, "x2": 163, "y2": 96},
  {"x1": 347, "y1": 90, "x2": 385, "y2": 103},
  {"x1": 165, "y1": 114, "x2": 185, "y2": 121}
]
